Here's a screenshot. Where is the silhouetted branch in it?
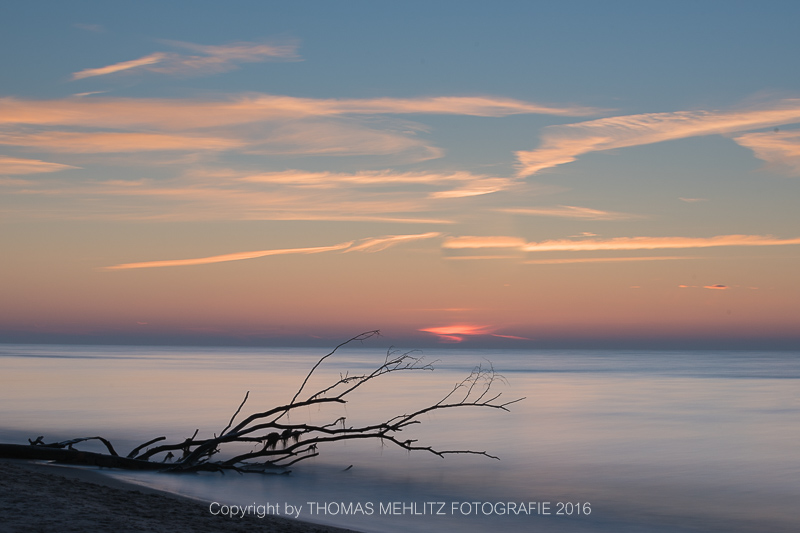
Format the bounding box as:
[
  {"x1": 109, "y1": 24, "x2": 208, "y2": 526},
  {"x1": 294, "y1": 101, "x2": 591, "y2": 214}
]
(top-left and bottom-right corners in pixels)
[{"x1": 6, "y1": 332, "x2": 524, "y2": 474}]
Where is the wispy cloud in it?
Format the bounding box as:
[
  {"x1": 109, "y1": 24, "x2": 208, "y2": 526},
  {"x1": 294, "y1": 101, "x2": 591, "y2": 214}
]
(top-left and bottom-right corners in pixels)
[
  {"x1": 444, "y1": 234, "x2": 800, "y2": 252},
  {"x1": 239, "y1": 169, "x2": 481, "y2": 187},
  {"x1": 71, "y1": 40, "x2": 299, "y2": 80},
  {"x1": 243, "y1": 120, "x2": 442, "y2": 160},
  {"x1": 0, "y1": 94, "x2": 598, "y2": 130},
  {"x1": 443, "y1": 255, "x2": 521, "y2": 261},
  {"x1": 515, "y1": 99, "x2": 800, "y2": 177},
  {"x1": 523, "y1": 256, "x2": 689, "y2": 264},
  {"x1": 239, "y1": 169, "x2": 516, "y2": 198},
  {"x1": 72, "y1": 53, "x2": 168, "y2": 80},
  {"x1": 734, "y1": 130, "x2": 800, "y2": 175},
  {"x1": 500, "y1": 205, "x2": 640, "y2": 220},
  {"x1": 0, "y1": 93, "x2": 595, "y2": 166},
  {"x1": 0, "y1": 130, "x2": 243, "y2": 153},
  {"x1": 419, "y1": 324, "x2": 529, "y2": 343},
  {"x1": 345, "y1": 232, "x2": 442, "y2": 252},
  {"x1": 103, "y1": 232, "x2": 442, "y2": 270},
  {"x1": 104, "y1": 242, "x2": 352, "y2": 270},
  {"x1": 679, "y1": 197, "x2": 707, "y2": 203},
  {"x1": 0, "y1": 156, "x2": 77, "y2": 174},
  {"x1": 2, "y1": 170, "x2": 462, "y2": 223},
  {"x1": 443, "y1": 236, "x2": 528, "y2": 249},
  {"x1": 679, "y1": 284, "x2": 730, "y2": 290}
]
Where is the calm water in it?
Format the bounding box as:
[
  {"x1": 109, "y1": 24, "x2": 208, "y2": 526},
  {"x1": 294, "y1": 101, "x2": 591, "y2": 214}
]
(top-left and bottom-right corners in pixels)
[{"x1": 1, "y1": 343, "x2": 799, "y2": 532}]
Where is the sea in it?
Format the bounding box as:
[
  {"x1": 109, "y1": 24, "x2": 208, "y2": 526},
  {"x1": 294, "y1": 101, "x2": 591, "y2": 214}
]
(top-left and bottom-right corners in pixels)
[{"x1": 1, "y1": 343, "x2": 799, "y2": 533}]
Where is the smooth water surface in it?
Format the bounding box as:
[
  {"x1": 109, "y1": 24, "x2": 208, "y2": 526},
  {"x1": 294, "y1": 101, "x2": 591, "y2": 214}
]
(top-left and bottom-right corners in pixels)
[{"x1": 2, "y1": 344, "x2": 799, "y2": 532}]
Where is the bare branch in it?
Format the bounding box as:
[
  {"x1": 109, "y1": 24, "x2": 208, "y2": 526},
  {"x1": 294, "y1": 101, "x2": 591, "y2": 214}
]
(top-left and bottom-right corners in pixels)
[
  {"x1": 7, "y1": 332, "x2": 523, "y2": 475},
  {"x1": 220, "y1": 391, "x2": 250, "y2": 437}
]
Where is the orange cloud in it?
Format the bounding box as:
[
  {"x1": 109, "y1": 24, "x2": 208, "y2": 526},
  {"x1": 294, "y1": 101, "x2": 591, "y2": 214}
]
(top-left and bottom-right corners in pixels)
[
  {"x1": 515, "y1": 99, "x2": 800, "y2": 177},
  {"x1": 72, "y1": 53, "x2": 167, "y2": 80},
  {"x1": 443, "y1": 236, "x2": 528, "y2": 249},
  {"x1": 501, "y1": 205, "x2": 640, "y2": 220},
  {"x1": 734, "y1": 130, "x2": 800, "y2": 175},
  {"x1": 419, "y1": 324, "x2": 496, "y2": 343},
  {"x1": 243, "y1": 120, "x2": 442, "y2": 160},
  {"x1": 443, "y1": 234, "x2": 800, "y2": 252},
  {"x1": 240, "y1": 169, "x2": 514, "y2": 198},
  {"x1": 345, "y1": 232, "x2": 442, "y2": 253},
  {"x1": 428, "y1": 178, "x2": 516, "y2": 198},
  {"x1": 0, "y1": 131, "x2": 242, "y2": 153},
  {"x1": 0, "y1": 156, "x2": 77, "y2": 174},
  {"x1": 103, "y1": 232, "x2": 443, "y2": 270},
  {"x1": 103, "y1": 242, "x2": 353, "y2": 270},
  {"x1": 71, "y1": 40, "x2": 299, "y2": 80},
  {"x1": 239, "y1": 169, "x2": 482, "y2": 187},
  {"x1": 524, "y1": 256, "x2": 689, "y2": 264},
  {"x1": 419, "y1": 324, "x2": 529, "y2": 342},
  {"x1": 704, "y1": 284, "x2": 729, "y2": 290},
  {"x1": 0, "y1": 94, "x2": 597, "y2": 130}
]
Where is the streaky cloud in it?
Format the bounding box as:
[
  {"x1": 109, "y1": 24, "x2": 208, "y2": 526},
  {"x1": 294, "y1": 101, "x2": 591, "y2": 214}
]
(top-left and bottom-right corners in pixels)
[
  {"x1": 0, "y1": 94, "x2": 599, "y2": 130},
  {"x1": 103, "y1": 242, "x2": 353, "y2": 270},
  {"x1": 734, "y1": 130, "x2": 800, "y2": 175},
  {"x1": 72, "y1": 53, "x2": 167, "y2": 80},
  {"x1": 104, "y1": 232, "x2": 443, "y2": 270},
  {"x1": 515, "y1": 99, "x2": 800, "y2": 177},
  {"x1": 71, "y1": 40, "x2": 299, "y2": 80},
  {"x1": 0, "y1": 130, "x2": 243, "y2": 153},
  {"x1": 523, "y1": 256, "x2": 689, "y2": 264},
  {"x1": 346, "y1": 232, "x2": 442, "y2": 252},
  {"x1": 419, "y1": 324, "x2": 529, "y2": 343},
  {"x1": 238, "y1": 169, "x2": 483, "y2": 187},
  {"x1": 501, "y1": 205, "x2": 640, "y2": 220},
  {"x1": 442, "y1": 236, "x2": 529, "y2": 249},
  {"x1": 0, "y1": 156, "x2": 77, "y2": 175},
  {"x1": 444, "y1": 234, "x2": 800, "y2": 252}
]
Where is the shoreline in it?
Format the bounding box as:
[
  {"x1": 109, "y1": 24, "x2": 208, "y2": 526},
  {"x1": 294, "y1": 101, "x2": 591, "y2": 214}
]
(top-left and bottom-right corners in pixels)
[{"x1": 0, "y1": 459, "x2": 359, "y2": 533}]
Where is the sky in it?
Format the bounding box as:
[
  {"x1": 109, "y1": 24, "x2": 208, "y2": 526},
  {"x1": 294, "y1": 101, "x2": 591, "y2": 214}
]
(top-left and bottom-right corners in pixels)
[{"x1": 1, "y1": 1, "x2": 799, "y2": 349}]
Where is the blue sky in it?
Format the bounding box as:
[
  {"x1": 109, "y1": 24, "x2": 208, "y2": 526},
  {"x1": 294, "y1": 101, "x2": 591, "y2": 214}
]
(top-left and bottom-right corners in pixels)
[{"x1": 2, "y1": 1, "x2": 799, "y2": 347}]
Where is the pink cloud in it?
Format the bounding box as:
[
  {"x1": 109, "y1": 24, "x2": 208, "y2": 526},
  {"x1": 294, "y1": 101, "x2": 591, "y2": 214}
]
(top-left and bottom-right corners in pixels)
[
  {"x1": 734, "y1": 130, "x2": 800, "y2": 175},
  {"x1": 419, "y1": 324, "x2": 529, "y2": 343},
  {"x1": 0, "y1": 156, "x2": 77, "y2": 174},
  {"x1": 443, "y1": 234, "x2": 800, "y2": 252},
  {"x1": 515, "y1": 100, "x2": 800, "y2": 177},
  {"x1": 501, "y1": 205, "x2": 640, "y2": 220},
  {"x1": 71, "y1": 40, "x2": 299, "y2": 80}
]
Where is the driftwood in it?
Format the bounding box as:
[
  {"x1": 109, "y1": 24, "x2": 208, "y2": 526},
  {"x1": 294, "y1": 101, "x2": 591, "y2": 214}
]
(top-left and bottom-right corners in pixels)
[{"x1": 3, "y1": 331, "x2": 523, "y2": 474}]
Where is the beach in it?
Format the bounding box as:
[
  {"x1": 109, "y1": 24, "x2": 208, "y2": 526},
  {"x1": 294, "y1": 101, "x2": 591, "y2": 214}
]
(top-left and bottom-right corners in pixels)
[{"x1": 0, "y1": 459, "x2": 357, "y2": 533}]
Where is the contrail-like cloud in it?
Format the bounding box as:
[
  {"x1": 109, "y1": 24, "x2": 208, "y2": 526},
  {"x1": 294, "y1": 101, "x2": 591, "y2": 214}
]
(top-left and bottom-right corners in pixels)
[
  {"x1": 71, "y1": 40, "x2": 299, "y2": 80},
  {"x1": 104, "y1": 242, "x2": 353, "y2": 270},
  {"x1": 0, "y1": 156, "x2": 77, "y2": 174},
  {"x1": 103, "y1": 232, "x2": 442, "y2": 270},
  {"x1": 515, "y1": 99, "x2": 800, "y2": 177},
  {"x1": 500, "y1": 205, "x2": 640, "y2": 220},
  {"x1": 72, "y1": 53, "x2": 167, "y2": 80},
  {"x1": 444, "y1": 234, "x2": 800, "y2": 252}
]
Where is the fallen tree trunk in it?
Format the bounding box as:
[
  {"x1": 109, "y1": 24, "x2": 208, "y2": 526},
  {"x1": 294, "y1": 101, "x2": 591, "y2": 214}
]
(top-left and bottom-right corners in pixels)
[
  {"x1": 0, "y1": 443, "x2": 163, "y2": 470},
  {"x1": 2, "y1": 331, "x2": 524, "y2": 474}
]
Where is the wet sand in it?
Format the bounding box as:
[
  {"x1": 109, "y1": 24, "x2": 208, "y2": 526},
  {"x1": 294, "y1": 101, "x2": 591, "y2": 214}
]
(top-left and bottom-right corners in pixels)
[{"x1": 0, "y1": 459, "x2": 358, "y2": 533}]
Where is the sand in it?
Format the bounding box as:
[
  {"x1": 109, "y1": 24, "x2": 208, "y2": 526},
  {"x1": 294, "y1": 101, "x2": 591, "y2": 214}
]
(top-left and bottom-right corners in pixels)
[{"x1": 0, "y1": 459, "x2": 358, "y2": 533}]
